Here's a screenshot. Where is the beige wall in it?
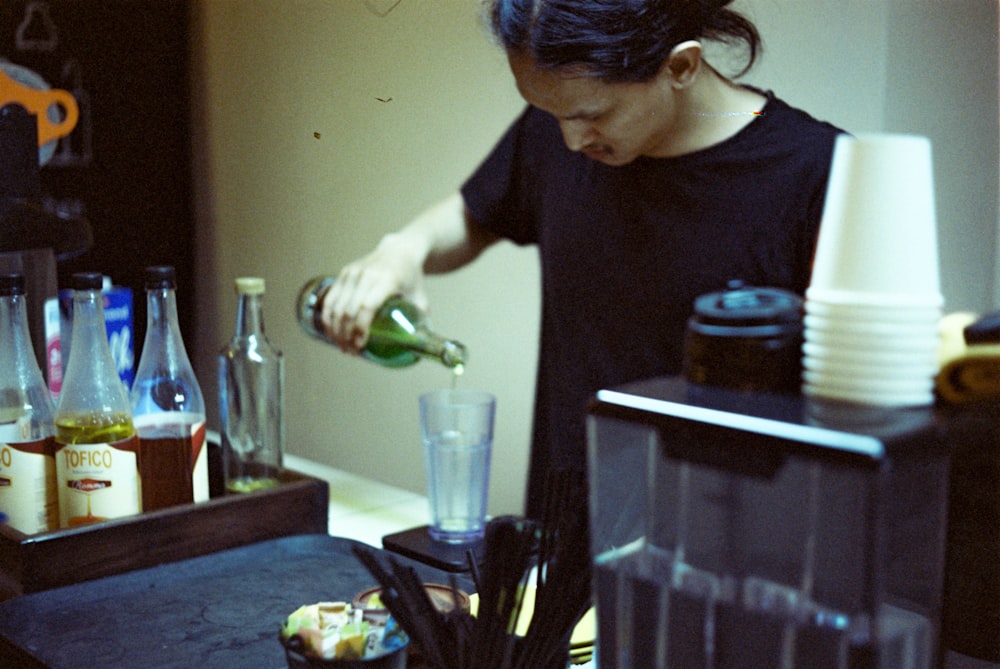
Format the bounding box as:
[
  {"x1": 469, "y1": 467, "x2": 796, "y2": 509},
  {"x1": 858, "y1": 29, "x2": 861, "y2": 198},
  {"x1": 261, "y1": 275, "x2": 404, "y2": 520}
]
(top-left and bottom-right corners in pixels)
[
  {"x1": 190, "y1": 0, "x2": 999, "y2": 516},
  {"x1": 191, "y1": 0, "x2": 536, "y2": 515},
  {"x1": 740, "y1": 0, "x2": 999, "y2": 312}
]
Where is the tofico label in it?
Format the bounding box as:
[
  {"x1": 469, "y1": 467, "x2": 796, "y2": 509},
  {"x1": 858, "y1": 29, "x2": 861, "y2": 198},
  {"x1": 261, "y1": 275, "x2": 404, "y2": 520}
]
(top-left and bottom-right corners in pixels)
[
  {"x1": 68, "y1": 478, "x2": 112, "y2": 492},
  {"x1": 0, "y1": 436, "x2": 58, "y2": 534},
  {"x1": 55, "y1": 436, "x2": 141, "y2": 527}
]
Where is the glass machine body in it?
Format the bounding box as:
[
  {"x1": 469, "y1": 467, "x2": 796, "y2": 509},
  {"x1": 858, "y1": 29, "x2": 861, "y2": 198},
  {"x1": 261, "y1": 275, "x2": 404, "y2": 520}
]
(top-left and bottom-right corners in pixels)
[{"x1": 587, "y1": 377, "x2": 951, "y2": 669}]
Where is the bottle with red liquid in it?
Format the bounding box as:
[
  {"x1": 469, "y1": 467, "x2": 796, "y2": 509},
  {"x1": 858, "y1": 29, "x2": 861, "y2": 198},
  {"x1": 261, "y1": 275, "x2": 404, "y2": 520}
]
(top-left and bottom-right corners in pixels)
[{"x1": 130, "y1": 266, "x2": 208, "y2": 510}]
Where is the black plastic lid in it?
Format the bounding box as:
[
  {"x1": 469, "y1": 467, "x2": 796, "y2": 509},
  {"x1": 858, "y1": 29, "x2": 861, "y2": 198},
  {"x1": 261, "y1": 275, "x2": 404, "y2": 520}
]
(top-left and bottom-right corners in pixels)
[
  {"x1": 0, "y1": 104, "x2": 40, "y2": 202},
  {"x1": 72, "y1": 271, "x2": 104, "y2": 291},
  {"x1": 692, "y1": 280, "x2": 803, "y2": 327},
  {"x1": 145, "y1": 265, "x2": 176, "y2": 290},
  {"x1": 0, "y1": 272, "x2": 26, "y2": 296}
]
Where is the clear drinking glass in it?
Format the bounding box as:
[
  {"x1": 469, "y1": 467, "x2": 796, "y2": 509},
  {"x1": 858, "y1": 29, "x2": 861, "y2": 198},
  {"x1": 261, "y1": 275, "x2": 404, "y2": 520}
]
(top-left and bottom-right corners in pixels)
[{"x1": 419, "y1": 389, "x2": 494, "y2": 544}]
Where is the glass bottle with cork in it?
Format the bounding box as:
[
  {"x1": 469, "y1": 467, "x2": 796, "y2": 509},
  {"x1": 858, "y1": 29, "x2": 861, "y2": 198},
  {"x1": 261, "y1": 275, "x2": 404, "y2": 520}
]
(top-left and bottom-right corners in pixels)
[
  {"x1": 0, "y1": 272, "x2": 58, "y2": 534},
  {"x1": 130, "y1": 265, "x2": 208, "y2": 510},
  {"x1": 219, "y1": 276, "x2": 284, "y2": 493},
  {"x1": 54, "y1": 272, "x2": 141, "y2": 527}
]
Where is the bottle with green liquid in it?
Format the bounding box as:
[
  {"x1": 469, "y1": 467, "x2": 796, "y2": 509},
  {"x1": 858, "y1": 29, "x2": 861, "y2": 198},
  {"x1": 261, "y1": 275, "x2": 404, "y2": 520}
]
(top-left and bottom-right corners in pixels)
[{"x1": 296, "y1": 275, "x2": 467, "y2": 372}]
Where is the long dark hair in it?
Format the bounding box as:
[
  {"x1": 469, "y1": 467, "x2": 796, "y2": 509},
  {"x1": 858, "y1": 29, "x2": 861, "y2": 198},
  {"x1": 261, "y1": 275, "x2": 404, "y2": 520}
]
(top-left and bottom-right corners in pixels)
[{"x1": 486, "y1": 0, "x2": 761, "y2": 82}]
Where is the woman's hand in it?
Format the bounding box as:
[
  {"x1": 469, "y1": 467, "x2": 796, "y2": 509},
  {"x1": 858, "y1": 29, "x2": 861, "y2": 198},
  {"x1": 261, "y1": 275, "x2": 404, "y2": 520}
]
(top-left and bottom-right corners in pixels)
[
  {"x1": 318, "y1": 192, "x2": 496, "y2": 355},
  {"x1": 320, "y1": 232, "x2": 428, "y2": 354}
]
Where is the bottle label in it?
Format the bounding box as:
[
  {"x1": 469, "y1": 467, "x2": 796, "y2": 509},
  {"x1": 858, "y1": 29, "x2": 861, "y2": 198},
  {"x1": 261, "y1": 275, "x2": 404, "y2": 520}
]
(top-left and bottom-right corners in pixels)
[
  {"x1": 55, "y1": 436, "x2": 141, "y2": 527},
  {"x1": 134, "y1": 413, "x2": 208, "y2": 510},
  {"x1": 191, "y1": 422, "x2": 209, "y2": 504},
  {"x1": 0, "y1": 437, "x2": 59, "y2": 534}
]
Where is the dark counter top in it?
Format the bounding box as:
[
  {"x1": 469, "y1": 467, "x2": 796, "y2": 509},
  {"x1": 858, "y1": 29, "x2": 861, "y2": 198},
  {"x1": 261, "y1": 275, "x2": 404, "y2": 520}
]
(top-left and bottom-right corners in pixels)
[{"x1": 0, "y1": 534, "x2": 470, "y2": 668}]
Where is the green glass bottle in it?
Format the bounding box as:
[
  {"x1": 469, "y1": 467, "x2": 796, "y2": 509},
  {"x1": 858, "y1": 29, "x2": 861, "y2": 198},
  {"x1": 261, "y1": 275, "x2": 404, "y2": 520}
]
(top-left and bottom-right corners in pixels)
[{"x1": 296, "y1": 275, "x2": 467, "y2": 370}]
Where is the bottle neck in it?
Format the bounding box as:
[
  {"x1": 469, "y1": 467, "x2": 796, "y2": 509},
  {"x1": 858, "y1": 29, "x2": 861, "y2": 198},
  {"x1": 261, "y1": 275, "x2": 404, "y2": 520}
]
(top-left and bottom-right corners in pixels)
[
  {"x1": 60, "y1": 287, "x2": 127, "y2": 411},
  {"x1": 413, "y1": 330, "x2": 467, "y2": 369},
  {"x1": 70, "y1": 288, "x2": 109, "y2": 350},
  {"x1": 132, "y1": 288, "x2": 205, "y2": 408},
  {"x1": 234, "y1": 292, "x2": 266, "y2": 339},
  {"x1": 0, "y1": 293, "x2": 34, "y2": 375},
  {"x1": 145, "y1": 288, "x2": 187, "y2": 354},
  {"x1": 147, "y1": 287, "x2": 179, "y2": 331},
  {"x1": 0, "y1": 292, "x2": 53, "y2": 434}
]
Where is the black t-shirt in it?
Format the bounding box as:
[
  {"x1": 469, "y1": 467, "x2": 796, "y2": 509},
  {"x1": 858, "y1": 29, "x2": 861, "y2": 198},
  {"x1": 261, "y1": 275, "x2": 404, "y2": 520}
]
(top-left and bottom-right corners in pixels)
[{"x1": 461, "y1": 90, "x2": 844, "y2": 517}]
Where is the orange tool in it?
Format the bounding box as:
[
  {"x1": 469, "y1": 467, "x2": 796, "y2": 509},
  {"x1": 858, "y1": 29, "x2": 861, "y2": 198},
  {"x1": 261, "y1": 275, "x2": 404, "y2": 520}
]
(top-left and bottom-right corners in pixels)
[{"x1": 0, "y1": 67, "x2": 79, "y2": 147}]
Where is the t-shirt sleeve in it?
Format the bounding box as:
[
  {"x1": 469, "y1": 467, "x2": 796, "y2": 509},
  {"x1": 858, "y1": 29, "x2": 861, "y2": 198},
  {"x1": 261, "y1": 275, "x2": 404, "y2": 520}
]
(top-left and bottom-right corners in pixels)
[{"x1": 461, "y1": 106, "x2": 540, "y2": 245}]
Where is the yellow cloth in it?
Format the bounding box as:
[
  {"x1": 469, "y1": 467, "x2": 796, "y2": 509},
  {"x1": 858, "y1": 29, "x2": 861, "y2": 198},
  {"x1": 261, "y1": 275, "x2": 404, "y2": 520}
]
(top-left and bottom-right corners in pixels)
[
  {"x1": 937, "y1": 312, "x2": 1000, "y2": 404},
  {"x1": 468, "y1": 586, "x2": 596, "y2": 646}
]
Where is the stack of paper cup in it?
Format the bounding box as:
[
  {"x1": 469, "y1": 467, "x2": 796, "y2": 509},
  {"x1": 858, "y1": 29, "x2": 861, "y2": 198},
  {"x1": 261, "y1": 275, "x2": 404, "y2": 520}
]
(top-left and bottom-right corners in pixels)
[{"x1": 802, "y1": 133, "x2": 943, "y2": 406}]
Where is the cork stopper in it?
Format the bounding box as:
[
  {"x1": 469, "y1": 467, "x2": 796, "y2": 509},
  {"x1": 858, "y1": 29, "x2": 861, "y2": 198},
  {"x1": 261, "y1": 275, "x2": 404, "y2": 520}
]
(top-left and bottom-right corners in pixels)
[{"x1": 235, "y1": 277, "x2": 265, "y2": 295}]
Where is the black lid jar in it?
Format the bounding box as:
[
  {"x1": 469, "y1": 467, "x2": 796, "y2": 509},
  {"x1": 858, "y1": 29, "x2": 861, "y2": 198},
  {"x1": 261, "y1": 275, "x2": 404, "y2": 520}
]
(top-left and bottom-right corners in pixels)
[{"x1": 683, "y1": 281, "x2": 804, "y2": 392}]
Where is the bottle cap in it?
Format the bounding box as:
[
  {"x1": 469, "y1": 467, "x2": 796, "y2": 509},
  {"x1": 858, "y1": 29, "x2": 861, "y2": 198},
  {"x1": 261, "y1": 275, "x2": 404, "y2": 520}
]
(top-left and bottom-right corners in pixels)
[
  {"x1": 0, "y1": 272, "x2": 25, "y2": 296},
  {"x1": 235, "y1": 277, "x2": 265, "y2": 295},
  {"x1": 145, "y1": 265, "x2": 177, "y2": 290},
  {"x1": 691, "y1": 280, "x2": 803, "y2": 329},
  {"x1": 72, "y1": 272, "x2": 104, "y2": 291}
]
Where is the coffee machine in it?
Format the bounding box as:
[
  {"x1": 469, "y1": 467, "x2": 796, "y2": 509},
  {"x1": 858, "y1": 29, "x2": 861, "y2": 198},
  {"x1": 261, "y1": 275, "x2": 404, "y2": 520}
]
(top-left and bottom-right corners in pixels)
[{"x1": 587, "y1": 377, "x2": 952, "y2": 669}]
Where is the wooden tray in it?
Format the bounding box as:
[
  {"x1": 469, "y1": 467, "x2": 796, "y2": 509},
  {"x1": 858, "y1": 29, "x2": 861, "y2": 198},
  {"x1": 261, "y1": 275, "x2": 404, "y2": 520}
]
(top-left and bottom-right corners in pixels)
[{"x1": 0, "y1": 467, "x2": 329, "y2": 600}]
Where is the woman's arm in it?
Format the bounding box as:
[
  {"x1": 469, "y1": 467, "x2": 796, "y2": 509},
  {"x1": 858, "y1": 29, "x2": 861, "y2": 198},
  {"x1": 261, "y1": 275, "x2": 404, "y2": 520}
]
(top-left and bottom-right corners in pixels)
[{"x1": 321, "y1": 191, "x2": 499, "y2": 353}]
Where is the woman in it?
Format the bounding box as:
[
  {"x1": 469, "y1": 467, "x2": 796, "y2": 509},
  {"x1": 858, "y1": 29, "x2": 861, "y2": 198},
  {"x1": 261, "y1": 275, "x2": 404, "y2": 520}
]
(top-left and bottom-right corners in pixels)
[{"x1": 320, "y1": 0, "x2": 844, "y2": 518}]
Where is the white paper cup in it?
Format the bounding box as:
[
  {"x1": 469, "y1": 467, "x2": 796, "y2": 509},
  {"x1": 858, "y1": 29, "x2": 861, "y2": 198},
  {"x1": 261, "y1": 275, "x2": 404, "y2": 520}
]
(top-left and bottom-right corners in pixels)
[
  {"x1": 801, "y1": 341, "x2": 940, "y2": 368},
  {"x1": 803, "y1": 314, "x2": 940, "y2": 338},
  {"x1": 803, "y1": 325, "x2": 940, "y2": 352},
  {"x1": 804, "y1": 365, "x2": 934, "y2": 387},
  {"x1": 803, "y1": 380, "x2": 935, "y2": 407},
  {"x1": 801, "y1": 354, "x2": 939, "y2": 379},
  {"x1": 806, "y1": 287, "x2": 943, "y2": 309},
  {"x1": 804, "y1": 299, "x2": 943, "y2": 324},
  {"x1": 808, "y1": 133, "x2": 941, "y2": 305},
  {"x1": 802, "y1": 375, "x2": 937, "y2": 403},
  {"x1": 803, "y1": 327, "x2": 941, "y2": 352}
]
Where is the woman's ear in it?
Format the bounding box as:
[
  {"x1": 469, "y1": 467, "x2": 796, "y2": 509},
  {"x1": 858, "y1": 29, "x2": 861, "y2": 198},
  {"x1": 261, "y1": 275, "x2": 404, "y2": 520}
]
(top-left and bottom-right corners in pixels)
[{"x1": 665, "y1": 39, "x2": 703, "y2": 88}]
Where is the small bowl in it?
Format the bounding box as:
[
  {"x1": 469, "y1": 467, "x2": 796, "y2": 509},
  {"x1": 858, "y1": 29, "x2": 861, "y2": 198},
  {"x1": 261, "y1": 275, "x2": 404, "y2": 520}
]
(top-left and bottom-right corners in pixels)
[
  {"x1": 279, "y1": 631, "x2": 409, "y2": 669},
  {"x1": 352, "y1": 583, "x2": 470, "y2": 621}
]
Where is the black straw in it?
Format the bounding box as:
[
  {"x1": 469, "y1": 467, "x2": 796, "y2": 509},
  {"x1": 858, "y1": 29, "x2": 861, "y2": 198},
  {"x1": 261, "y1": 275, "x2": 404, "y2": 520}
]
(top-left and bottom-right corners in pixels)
[
  {"x1": 466, "y1": 548, "x2": 483, "y2": 594},
  {"x1": 352, "y1": 469, "x2": 592, "y2": 669}
]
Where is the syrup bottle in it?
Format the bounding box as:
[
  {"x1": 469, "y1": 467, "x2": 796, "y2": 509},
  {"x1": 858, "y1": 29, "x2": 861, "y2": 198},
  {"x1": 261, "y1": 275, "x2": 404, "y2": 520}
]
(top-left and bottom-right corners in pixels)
[
  {"x1": 0, "y1": 273, "x2": 58, "y2": 533},
  {"x1": 131, "y1": 266, "x2": 208, "y2": 510},
  {"x1": 54, "y1": 272, "x2": 141, "y2": 526}
]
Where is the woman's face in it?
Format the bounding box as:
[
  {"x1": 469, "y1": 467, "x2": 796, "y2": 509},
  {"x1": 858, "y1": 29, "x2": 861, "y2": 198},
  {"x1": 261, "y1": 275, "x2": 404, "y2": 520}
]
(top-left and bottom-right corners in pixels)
[{"x1": 508, "y1": 52, "x2": 681, "y2": 166}]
